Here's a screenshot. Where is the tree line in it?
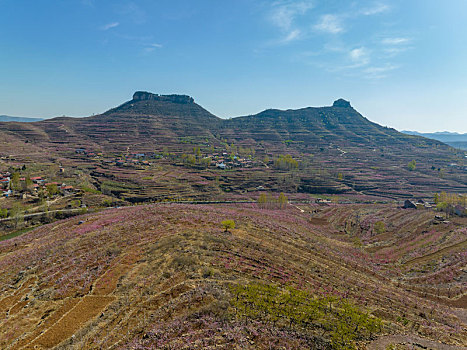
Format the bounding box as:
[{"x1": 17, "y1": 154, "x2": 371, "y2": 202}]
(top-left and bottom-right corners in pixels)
[{"x1": 257, "y1": 192, "x2": 288, "y2": 209}]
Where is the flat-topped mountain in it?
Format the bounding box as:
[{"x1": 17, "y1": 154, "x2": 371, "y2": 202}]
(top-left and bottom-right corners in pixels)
[
  {"x1": 132, "y1": 91, "x2": 195, "y2": 104},
  {"x1": 0, "y1": 92, "x2": 222, "y2": 152},
  {"x1": 0, "y1": 92, "x2": 465, "y2": 199},
  {"x1": 0, "y1": 93, "x2": 446, "y2": 152}
]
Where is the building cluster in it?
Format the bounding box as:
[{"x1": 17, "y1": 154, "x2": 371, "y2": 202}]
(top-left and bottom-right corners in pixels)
[
  {"x1": 76, "y1": 148, "x2": 152, "y2": 168},
  {"x1": 0, "y1": 172, "x2": 12, "y2": 197},
  {"x1": 75, "y1": 148, "x2": 101, "y2": 158},
  {"x1": 114, "y1": 153, "x2": 151, "y2": 167},
  {"x1": 212, "y1": 153, "x2": 255, "y2": 169},
  {"x1": 75, "y1": 147, "x2": 262, "y2": 170},
  {"x1": 0, "y1": 172, "x2": 75, "y2": 198}
]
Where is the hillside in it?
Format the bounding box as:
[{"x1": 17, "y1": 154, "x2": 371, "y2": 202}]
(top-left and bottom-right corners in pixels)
[
  {"x1": 0, "y1": 92, "x2": 466, "y2": 204},
  {"x1": 0, "y1": 202, "x2": 465, "y2": 349},
  {"x1": 223, "y1": 99, "x2": 431, "y2": 148},
  {"x1": 0, "y1": 92, "x2": 221, "y2": 154},
  {"x1": 0, "y1": 93, "x2": 466, "y2": 349},
  {"x1": 0, "y1": 93, "x2": 453, "y2": 153}
]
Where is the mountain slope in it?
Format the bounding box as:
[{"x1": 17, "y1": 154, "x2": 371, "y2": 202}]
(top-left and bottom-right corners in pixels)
[
  {"x1": 0, "y1": 203, "x2": 465, "y2": 348},
  {"x1": 0, "y1": 92, "x2": 465, "y2": 199},
  {"x1": 402, "y1": 130, "x2": 467, "y2": 150},
  {"x1": 0, "y1": 93, "x2": 451, "y2": 153},
  {"x1": 0, "y1": 92, "x2": 222, "y2": 153},
  {"x1": 222, "y1": 99, "x2": 446, "y2": 150}
]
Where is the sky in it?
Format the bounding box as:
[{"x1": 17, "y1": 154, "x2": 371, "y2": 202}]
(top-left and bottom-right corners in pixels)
[{"x1": 1, "y1": 0, "x2": 467, "y2": 132}]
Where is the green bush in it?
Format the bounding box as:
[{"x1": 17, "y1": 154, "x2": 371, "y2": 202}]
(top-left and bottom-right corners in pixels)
[
  {"x1": 374, "y1": 221, "x2": 386, "y2": 234},
  {"x1": 221, "y1": 219, "x2": 235, "y2": 232},
  {"x1": 229, "y1": 283, "x2": 382, "y2": 349},
  {"x1": 102, "y1": 199, "x2": 113, "y2": 207},
  {"x1": 81, "y1": 186, "x2": 101, "y2": 194},
  {"x1": 0, "y1": 208, "x2": 8, "y2": 219}
]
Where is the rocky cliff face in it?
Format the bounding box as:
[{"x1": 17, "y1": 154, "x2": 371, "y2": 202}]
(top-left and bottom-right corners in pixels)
[
  {"x1": 332, "y1": 99, "x2": 352, "y2": 108},
  {"x1": 132, "y1": 91, "x2": 194, "y2": 104}
]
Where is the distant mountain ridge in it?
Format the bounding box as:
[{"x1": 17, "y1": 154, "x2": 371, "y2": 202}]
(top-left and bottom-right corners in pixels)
[
  {"x1": 0, "y1": 92, "x2": 452, "y2": 154},
  {"x1": 402, "y1": 130, "x2": 467, "y2": 150},
  {"x1": 0, "y1": 115, "x2": 44, "y2": 122},
  {"x1": 0, "y1": 91, "x2": 465, "y2": 199}
]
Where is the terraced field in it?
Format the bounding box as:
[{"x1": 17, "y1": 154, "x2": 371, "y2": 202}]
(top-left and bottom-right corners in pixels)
[
  {"x1": 1, "y1": 93, "x2": 466, "y2": 205},
  {"x1": 0, "y1": 203, "x2": 465, "y2": 349}
]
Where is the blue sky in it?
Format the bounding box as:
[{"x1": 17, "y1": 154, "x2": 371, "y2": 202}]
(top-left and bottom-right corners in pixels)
[{"x1": 1, "y1": 0, "x2": 467, "y2": 132}]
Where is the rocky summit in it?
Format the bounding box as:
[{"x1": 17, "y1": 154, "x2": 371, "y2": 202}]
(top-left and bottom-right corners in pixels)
[
  {"x1": 332, "y1": 98, "x2": 352, "y2": 108},
  {"x1": 132, "y1": 91, "x2": 195, "y2": 104}
]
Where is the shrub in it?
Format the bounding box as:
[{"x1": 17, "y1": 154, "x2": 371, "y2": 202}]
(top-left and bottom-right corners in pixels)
[
  {"x1": 172, "y1": 255, "x2": 197, "y2": 269},
  {"x1": 229, "y1": 283, "x2": 382, "y2": 349},
  {"x1": 374, "y1": 221, "x2": 386, "y2": 234},
  {"x1": 46, "y1": 183, "x2": 59, "y2": 197},
  {"x1": 202, "y1": 267, "x2": 214, "y2": 278},
  {"x1": 81, "y1": 186, "x2": 101, "y2": 194},
  {"x1": 0, "y1": 208, "x2": 8, "y2": 219},
  {"x1": 221, "y1": 219, "x2": 235, "y2": 232},
  {"x1": 70, "y1": 200, "x2": 81, "y2": 208},
  {"x1": 102, "y1": 199, "x2": 113, "y2": 207}
]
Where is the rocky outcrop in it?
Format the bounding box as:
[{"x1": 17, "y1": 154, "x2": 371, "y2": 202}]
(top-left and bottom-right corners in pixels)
[
  {"x1": 132, "y1": 91, "x2": 194, "y2": 104},
  {"x1": 332, "y1": 99, "x2": 352, "y2": 108}
]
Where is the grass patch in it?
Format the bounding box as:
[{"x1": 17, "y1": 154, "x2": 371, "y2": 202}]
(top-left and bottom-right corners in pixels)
[
  {"x1": 81, "y1": 186, "x2": 102, "y2": 194},
  {"x1": 0, "y1": 226, "x2": 38, "y2": 241},
  {"x1": 230, "y1": 283, "x2": 382, "y2": 349},
  {"x1": 100, "y1": 180, "x2": 140, "y2": 195}
]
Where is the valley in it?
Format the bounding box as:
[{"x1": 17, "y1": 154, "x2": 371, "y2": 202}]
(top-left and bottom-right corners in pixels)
[{"x1": 0, "y1": 92, "x2": 466, "y2": 349}]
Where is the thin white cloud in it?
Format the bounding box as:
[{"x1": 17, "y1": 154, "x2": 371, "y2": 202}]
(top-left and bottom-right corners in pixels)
[
  {"x1": 361, "y1": 3, "x2": 390, "y2": 16},
  {"x1": 363, "y1": 64, "x2": 398, "y2": 79},
  {"x1": 381, "y1": 37, "x2": 412, "y2": 56},
  {"x1": 144, "y1": 43, "x2": 163, "y2": 53},
  {"x1": 283, "y1": 29, "x2": 302, "y2": 42},
  {"x1": 314, "y1": 14, "x2": 343, "y2": 34},
  {"x1": 269, "y1": 1, "x2": 314, "y2": 43},
  {"x1": 383, "y1": 47, "x2": 407, "y2": 55},
  {"x1": 118, "y1": 2, "x2": 147, "y2": 24},
  {"x1": 349, "y1": 47, "x2": 370, "y2": 66},
  {"x1": 264, "y1": 1, "x2": 404, "y2": 80},
  {"x1": 101, "y1": 22, "x2": 120, "y2": 31},
  {"x1": 382, "y1": 37, "x2": 410, "y2": 45},
  {"x1": 270, "y1": 1, "x2": 314, "y2": 30}
]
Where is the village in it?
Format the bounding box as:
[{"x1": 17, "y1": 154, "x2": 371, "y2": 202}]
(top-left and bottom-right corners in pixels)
[
  {"x1": 74, "y1": 147, "x2": 260, "y2": 170},
  {"x1": 0, "y1": 172, "x2": 75, "y2": 199}
]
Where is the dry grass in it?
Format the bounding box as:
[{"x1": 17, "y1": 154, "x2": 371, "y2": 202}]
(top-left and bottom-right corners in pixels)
[{"x1": 0, "y1": 203, "x2": 465, "y2": 349}]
